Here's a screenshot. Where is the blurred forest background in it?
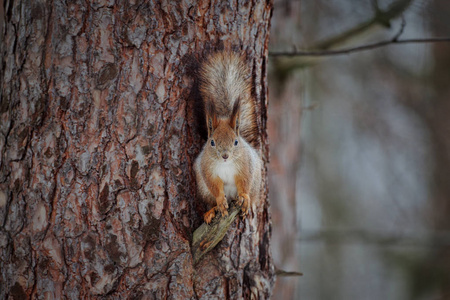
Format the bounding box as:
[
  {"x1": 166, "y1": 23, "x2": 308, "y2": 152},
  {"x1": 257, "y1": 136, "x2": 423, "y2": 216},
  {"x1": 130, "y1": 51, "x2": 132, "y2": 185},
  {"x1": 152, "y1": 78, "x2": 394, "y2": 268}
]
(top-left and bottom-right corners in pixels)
[{"x1": 267, "y1": 0, "x2": 450, "y2": 299}]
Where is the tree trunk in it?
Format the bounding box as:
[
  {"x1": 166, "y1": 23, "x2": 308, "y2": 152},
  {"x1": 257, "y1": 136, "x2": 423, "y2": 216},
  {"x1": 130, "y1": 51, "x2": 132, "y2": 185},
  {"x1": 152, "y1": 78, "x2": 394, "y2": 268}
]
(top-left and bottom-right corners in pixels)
[
  {"x1": 416, "y1": 1, "x2": 450, "y2": 295},
  {"x1": 0, "y1": 1, "x2": 274, "y2": 299}
]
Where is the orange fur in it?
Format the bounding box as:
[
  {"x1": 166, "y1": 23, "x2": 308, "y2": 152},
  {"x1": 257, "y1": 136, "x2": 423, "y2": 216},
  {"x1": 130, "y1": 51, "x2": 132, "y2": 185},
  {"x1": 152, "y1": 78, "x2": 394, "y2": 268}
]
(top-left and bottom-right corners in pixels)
[
  {"x1": 235, "y1": 174, "x2": 250, "y2": 217},
  {"x1": 194, "y1": 51, "x2": 262, "y2": 224}
]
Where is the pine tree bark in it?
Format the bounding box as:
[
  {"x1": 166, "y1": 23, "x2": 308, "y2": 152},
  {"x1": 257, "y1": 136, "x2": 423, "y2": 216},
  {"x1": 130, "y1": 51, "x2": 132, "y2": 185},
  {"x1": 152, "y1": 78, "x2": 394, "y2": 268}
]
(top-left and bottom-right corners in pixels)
[{"x1": 0, "y1": 1, "x2": 274, "y2": 299}]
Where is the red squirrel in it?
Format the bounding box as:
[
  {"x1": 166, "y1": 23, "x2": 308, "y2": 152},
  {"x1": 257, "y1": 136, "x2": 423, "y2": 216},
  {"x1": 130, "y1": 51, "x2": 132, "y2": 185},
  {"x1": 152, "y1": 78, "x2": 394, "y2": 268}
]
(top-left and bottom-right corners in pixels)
[{"x1": 194, "y1": 51, "x2": 262, "y2": 224}]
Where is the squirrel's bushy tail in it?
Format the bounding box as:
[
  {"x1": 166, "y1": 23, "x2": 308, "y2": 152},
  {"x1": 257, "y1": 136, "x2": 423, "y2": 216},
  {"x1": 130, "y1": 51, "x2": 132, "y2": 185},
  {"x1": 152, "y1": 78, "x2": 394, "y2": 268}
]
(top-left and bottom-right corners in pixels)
[{"x1": 199, "y1": 51, "x2": 259, "y2": 148}]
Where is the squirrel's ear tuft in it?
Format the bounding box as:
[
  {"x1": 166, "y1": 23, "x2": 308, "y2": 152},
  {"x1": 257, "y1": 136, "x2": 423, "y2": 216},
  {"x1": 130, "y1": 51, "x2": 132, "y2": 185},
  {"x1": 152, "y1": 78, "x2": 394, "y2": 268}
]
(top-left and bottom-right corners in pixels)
[
  {"x1": 230, "y1": 98, "x2": 240, "y2": 135},
  {"x1": 206, "y1": 101, "x2": 218, "y2": 138}
]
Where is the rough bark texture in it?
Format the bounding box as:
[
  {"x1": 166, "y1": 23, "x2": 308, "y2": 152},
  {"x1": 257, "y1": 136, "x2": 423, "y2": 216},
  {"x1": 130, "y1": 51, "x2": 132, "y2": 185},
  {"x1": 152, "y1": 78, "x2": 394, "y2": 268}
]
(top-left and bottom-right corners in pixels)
[{"x1": 0, "y1": 0, "x2": 274, "y2": 299}]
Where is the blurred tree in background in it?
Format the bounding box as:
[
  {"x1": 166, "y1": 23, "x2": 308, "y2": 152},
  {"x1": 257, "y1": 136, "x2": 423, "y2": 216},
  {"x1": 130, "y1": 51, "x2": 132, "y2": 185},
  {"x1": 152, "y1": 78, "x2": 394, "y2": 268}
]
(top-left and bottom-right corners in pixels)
[{"x1": 268, "y1": 0, "x2": 450, "y2": 299}]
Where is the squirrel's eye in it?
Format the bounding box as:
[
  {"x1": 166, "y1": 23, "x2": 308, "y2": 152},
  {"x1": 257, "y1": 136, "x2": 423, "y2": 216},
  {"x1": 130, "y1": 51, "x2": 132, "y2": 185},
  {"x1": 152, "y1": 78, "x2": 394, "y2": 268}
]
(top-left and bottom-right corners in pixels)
[
  {"x1": 211, "y1": 140, "x2": 215, "y2": 147},
  {"x1": 234, "y1": 139, "x2": 238, "y2": 146}
]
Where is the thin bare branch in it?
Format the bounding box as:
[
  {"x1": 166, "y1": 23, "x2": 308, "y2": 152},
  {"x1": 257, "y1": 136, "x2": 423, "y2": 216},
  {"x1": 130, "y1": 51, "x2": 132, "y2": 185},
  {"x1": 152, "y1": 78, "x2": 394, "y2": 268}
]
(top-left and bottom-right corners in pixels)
[
  {"x1": 275, "y1": 268, "x2": 303, "y2": 277},
  {"x1": 270, "y1": 37, "x2": 450, "y2": 57},
  {"x1": 269, "y1": 0, "x2": 415, "y2": 75},
  {"x1": 312, "y1": 0, "x2": 413, "y2": 51},
  {"x1": 392, "y1": 15, "x2": 406, "y2": 41}
]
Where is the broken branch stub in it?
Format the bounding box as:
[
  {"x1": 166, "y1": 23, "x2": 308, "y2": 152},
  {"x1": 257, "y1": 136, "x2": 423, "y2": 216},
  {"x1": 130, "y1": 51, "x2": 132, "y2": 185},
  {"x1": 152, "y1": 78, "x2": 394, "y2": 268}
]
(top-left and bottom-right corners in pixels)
[{"x1": 192, "y1": 205, "x2": 241, "y2": 264}]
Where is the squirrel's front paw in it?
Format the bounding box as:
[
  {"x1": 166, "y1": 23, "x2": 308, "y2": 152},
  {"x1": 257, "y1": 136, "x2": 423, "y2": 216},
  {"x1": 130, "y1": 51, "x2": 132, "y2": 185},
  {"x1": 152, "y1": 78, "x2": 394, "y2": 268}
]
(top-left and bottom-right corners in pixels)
[
  {"x1": 237, "y1": 193, "x2": 250, "y2": 218},
  {"x1": 216, "y1": 196, "x2": 229, "y2": 217},
  {"x1": 204, "y1": 208, "x2": 216, "y2": 224}
]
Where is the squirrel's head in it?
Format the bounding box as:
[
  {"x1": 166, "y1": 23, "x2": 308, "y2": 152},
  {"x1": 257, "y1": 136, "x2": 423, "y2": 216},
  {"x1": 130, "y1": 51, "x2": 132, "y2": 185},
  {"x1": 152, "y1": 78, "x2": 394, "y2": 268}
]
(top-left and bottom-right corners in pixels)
[{"x1": 206, "y1": 99, "x2": 241, "y2": 163}]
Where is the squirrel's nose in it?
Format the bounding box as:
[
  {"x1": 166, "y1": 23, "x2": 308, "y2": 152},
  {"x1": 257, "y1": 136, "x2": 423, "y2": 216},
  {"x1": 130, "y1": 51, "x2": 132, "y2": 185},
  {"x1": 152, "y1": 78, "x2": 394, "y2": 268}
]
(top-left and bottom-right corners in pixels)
[{"x1": 222, "y1": 154, "x2": 229, "y2": 160}]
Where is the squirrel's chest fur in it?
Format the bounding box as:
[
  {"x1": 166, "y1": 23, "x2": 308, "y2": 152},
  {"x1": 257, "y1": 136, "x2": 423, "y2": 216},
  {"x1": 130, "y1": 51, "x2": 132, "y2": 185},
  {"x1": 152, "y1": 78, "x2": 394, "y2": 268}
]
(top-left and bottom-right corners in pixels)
[{"x1": 213, "y1": 161, "x2": 238, "y2": 198}]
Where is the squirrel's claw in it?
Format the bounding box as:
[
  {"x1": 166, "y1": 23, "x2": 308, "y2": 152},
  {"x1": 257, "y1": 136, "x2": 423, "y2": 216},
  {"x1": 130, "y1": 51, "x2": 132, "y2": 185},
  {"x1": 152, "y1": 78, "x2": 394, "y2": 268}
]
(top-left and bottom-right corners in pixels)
[
  {"x1": 217, "y1": 202, "x2": 229, "y2": 217},
  {"x1": 204, "y1": 208, "x2": 216, "y2": 224},
  {"x1": 235, "y1": 196, "x2": 244, "y2": 207},
  {"x1": 237, "y1": 193, "x2": 250, "y2": 218},
  {"x1": 204, "y1": 196, "x2": 228, "y2": 224},
  {"x1": 216, "y1": 195, "x2": 229, "y2": 218}
]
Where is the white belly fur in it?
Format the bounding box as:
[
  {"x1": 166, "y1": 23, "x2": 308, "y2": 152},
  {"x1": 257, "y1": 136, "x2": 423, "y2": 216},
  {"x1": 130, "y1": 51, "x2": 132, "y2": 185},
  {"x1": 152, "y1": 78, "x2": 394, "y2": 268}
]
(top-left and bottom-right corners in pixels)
[{"x1": 214, "y1": 161, "x2": 238, "y2": 199}]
